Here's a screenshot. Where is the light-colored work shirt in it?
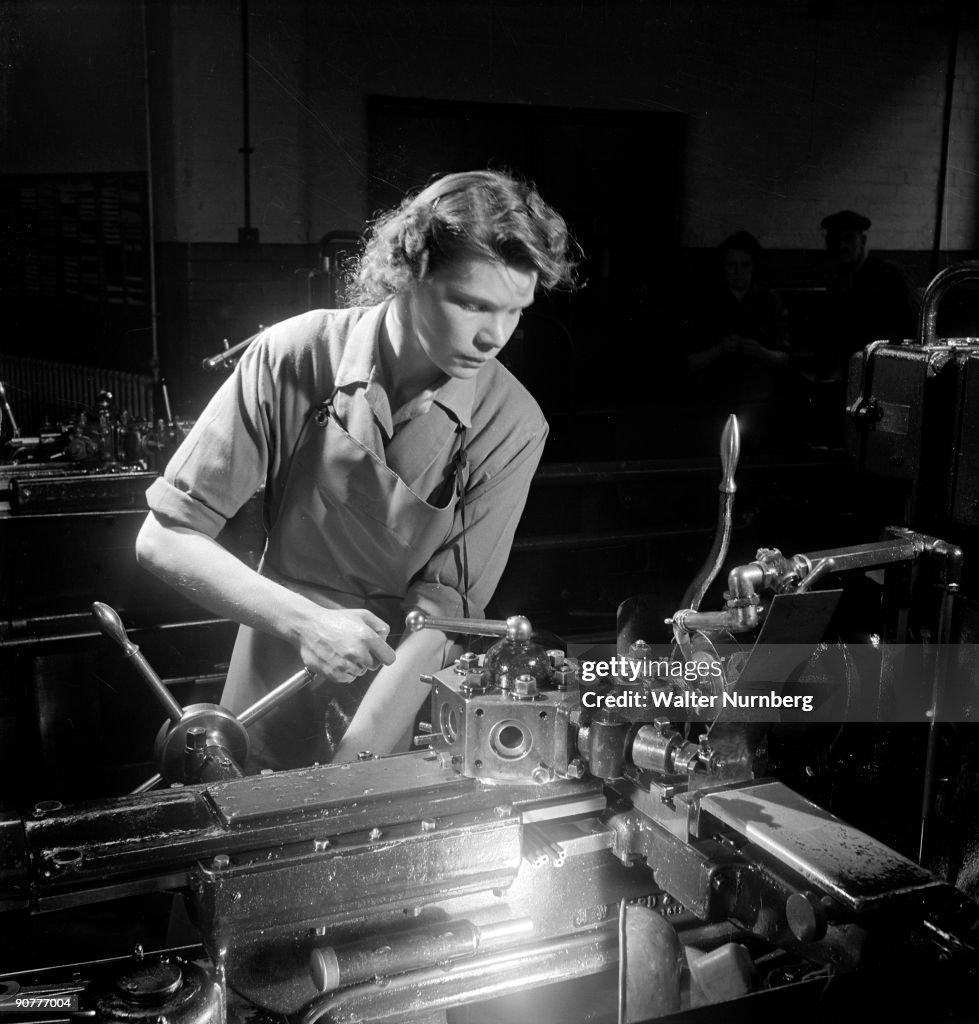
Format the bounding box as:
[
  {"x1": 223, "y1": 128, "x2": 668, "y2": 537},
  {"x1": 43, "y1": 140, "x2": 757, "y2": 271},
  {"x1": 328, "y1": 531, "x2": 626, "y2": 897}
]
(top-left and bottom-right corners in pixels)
[{"x1": 146, "y1": 302, "x2": 547, "y2": 621}]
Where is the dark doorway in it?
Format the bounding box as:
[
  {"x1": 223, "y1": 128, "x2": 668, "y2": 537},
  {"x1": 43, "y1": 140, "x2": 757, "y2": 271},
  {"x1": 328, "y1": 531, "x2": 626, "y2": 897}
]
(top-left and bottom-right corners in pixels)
[{"x1": 368, "y1": 97, "x2": 685, "y2": 459}]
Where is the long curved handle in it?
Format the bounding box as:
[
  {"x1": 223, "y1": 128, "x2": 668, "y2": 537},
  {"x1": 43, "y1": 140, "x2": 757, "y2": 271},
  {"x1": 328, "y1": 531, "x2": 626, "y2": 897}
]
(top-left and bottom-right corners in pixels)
[{"x1": 917, "y1": 260, "x2": 979, "y2": 347}]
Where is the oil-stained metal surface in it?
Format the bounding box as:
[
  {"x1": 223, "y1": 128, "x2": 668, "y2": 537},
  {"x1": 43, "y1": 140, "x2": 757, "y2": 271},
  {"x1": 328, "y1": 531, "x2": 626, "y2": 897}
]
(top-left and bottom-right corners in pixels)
[
  {"x1": 193, "y1": 811, "x2": 523, "y2": 936},
  {"x1": 203, "y1": 751, "x2": 471, "y2": 827},
  {"x1": 700, "y1": 780, "x2": 945, "y2": 913},
  {"x1": 17, "y1": 753, "x2": 603, "y2": 911}
]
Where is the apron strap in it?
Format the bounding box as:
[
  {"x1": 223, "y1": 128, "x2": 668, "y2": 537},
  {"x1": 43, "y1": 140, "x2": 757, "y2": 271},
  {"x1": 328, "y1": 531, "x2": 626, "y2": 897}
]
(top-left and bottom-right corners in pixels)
[{"x1": 453, "y1": 426, "x2": 471, "y2": 620}]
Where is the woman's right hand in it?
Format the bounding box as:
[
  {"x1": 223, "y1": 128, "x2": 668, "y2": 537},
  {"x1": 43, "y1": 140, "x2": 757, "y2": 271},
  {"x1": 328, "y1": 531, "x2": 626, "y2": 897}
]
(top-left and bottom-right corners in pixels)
[{"x1": 296, "y1": 607, "x2": 397, "y2": 683}]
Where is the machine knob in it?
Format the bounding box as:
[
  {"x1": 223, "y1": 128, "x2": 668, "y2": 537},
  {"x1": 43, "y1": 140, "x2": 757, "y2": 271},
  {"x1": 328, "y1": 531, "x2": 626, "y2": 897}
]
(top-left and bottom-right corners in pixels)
[
  {"x1": 93, "y1": 602, "x2": 136, "y2": 655},
  {"x1": 719, "y1": 413, "x2": 740, "y2": 495}
]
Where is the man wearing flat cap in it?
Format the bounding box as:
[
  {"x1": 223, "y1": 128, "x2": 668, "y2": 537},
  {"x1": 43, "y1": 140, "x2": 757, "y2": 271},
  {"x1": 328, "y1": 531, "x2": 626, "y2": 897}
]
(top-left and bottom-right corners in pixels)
[{"x1": 820, "y1": 209, "x2": 917, "y2": 374}]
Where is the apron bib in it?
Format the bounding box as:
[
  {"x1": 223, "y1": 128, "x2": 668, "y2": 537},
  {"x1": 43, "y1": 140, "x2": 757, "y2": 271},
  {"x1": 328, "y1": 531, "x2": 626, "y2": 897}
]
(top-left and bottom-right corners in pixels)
[{"x1": 221, "y1": 393, "x2": 466, "y2": 768}]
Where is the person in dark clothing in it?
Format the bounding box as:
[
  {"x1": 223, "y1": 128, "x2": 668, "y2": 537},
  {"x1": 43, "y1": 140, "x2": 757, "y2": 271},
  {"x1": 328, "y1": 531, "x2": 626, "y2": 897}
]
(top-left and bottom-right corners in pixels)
[
  {"x1": 821, "y1": 209, "x2": 918, "y2": 373},
  {"x1": 684, "y1": 231, "x2": 791, "y2": 451}
]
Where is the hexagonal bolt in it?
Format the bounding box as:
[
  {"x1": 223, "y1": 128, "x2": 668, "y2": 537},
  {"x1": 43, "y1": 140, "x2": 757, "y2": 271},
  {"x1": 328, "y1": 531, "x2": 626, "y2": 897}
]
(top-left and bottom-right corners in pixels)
[
  {"x1": 531, "y1": 762, "x2": 553, "y2": 785},
  {"x1": 211, "y1": 854, "x2": 231, "y2": 871},
  {"x1": 513, "y1": 673, "x2": 538, "y2": 698},
  {"x1": 555, "y1": 659, "x2": 579, "y2": 690},
  {"x1": 546, "y1": 649, "x2": 566, "y2": 669},
  {"x1": 628, "y1": 640, "x2": 651, "y2": 662},
  {"x1": 565, "y1": 758, "x2": 586, "y2": 780},
  {"x1": 357, "y1": 751, "x2": 375, "y2": 761},
  {"x1": 313, "y1": 838, "x2": 331, "y2": 852},
  {"x1": 459, "y1": 652, "x2": 480, "y2": 673},
  {"x1": 421, "y1": 819, "x2": 437, "y2": 832},
  {"x1": 369, "y1": 827, "x2": 383, "y2": 841},
  {"x1": 185, "y1": 727, "x2": 207, "y2": 752}
]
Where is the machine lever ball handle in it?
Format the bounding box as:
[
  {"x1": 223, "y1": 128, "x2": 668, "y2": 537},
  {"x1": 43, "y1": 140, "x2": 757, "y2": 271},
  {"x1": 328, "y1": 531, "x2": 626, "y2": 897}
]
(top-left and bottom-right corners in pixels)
[
  {"x1": 92, "y1": 602, "x2": 185, "y2": 725},
  {"x1": 405, "y1": 608, "x2": 533, "y2": 642}
]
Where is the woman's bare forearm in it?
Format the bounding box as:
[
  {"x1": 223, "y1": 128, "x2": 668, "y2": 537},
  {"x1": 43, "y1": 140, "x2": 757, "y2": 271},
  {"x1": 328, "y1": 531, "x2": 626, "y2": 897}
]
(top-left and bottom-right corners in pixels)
[
  {"x1": 332, "y1": 628, "x2": 449, "y2": 760},
  {"x1": 135, "y1": 512, "x2": 394, "y2": 680}
]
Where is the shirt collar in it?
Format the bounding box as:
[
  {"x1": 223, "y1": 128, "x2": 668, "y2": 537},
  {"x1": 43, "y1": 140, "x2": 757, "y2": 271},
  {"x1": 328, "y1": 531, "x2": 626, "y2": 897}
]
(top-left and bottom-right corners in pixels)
[{"x1": 335, "y1": 301, "x2": 475, "y2": 430}]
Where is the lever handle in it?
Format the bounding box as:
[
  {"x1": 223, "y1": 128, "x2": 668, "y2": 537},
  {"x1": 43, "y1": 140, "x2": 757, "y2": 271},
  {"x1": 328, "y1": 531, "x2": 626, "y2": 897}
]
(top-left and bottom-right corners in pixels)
[
  {"x1": 405, "y1": 608, "x2": 533, "y2": 641},
  {"x1": 719, "y1": 413, "x2": 740, "y2": 495},
  {"x1": 92, "y1": 602, "x2": 184, "y2": 725},
  {"x1": 92, "y1": 601, "x2": 135, "y2": 652},
  {"x1": 129, "y1": 666, "x2": 317, "y2": 795}
]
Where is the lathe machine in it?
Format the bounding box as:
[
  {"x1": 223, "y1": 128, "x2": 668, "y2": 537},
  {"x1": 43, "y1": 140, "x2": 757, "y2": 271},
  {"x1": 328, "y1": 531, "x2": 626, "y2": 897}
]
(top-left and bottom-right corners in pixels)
[{"x1": 1, "y1": 419, "x2": 978, "y2": 1024}]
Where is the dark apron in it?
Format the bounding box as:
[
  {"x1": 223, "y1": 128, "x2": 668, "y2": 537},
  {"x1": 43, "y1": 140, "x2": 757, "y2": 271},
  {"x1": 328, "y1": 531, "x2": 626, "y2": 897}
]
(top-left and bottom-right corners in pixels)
[{"x1": 221, "y1": 390, "x2": 465, "y2": 769}]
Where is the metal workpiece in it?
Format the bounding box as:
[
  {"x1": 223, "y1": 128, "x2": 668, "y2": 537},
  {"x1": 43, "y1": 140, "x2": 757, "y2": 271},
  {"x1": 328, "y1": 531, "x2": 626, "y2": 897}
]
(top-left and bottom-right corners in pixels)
[
  {"x1": 428, "y1": 639, "x2": 582, "y2": 783},
  {"x1": 432, "y1": 674, "x2": 579, "y2": 783}
]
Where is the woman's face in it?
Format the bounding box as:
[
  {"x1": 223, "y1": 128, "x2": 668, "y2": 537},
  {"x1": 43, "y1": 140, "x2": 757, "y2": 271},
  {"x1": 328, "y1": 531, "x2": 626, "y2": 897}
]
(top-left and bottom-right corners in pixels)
[
  {"x1": 724, "y1": 249, "x2": 754, "y2": 295},
  {"x1": 405, "y1": 256, "x2": 538, "y2": 379}
]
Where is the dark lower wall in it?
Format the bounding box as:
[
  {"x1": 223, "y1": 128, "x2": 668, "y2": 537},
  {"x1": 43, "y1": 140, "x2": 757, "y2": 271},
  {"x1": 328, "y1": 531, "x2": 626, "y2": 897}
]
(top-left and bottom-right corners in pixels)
[
  {"x1": 156, "y1": 242, "x2": 979, "y2": 422},
  {"x1": 157, "y1": 241, "x2": 317, "y2": 414}
]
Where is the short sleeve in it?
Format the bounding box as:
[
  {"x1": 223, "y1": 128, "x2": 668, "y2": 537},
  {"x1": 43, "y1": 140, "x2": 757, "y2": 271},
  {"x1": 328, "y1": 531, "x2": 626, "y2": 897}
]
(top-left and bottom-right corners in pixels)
[{"x1": 146, "y1": 311, "x2": 334, "y2": 538}]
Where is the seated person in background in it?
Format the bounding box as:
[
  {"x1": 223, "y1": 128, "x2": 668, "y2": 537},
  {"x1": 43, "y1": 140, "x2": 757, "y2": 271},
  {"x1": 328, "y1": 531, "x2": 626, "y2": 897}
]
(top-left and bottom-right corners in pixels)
[
  {"x1": 684, "y1": 231, "x2": 791, "y2": 451},
  {"x1": 135, "y1": 170, "x2": 578, "y2": 770},
  {"x1": 820, "y1": 209, "x2": 918, "y2": 375}
]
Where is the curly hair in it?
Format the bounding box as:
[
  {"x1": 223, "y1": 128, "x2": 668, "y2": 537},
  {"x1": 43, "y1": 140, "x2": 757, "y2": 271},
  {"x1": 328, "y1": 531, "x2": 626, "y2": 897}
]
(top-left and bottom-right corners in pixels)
[{"x1": 346, "y1": 170, "x2": 579, "y2": 306}]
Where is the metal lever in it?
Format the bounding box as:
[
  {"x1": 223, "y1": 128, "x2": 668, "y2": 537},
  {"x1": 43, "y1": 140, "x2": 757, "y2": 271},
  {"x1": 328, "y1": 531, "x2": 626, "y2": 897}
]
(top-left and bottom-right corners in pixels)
[
  {"x1": 795, "y1": 557, "x2": 836, "y2": 594},
  {"x1": 0, "y1": 381, "x2": 21, "y2": 439},
  {"x1": 92, "y1": 602, "x2": 185, "y2": 724},
  {"x1": 93, "y1": 602, "x2": 316, "y2": 793},
  {"x1": 129, "y1": 666, "x2": 316, "y2": 795},
  {"x1": 405, "y1": 608, "x2": 533, "y2": 642},
  {"x1": 680, "y1": 414, "x2": 740, "y2": 613},
  {"x1": 201, "y1": 327, "x2": 263, "y2": 371}
]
